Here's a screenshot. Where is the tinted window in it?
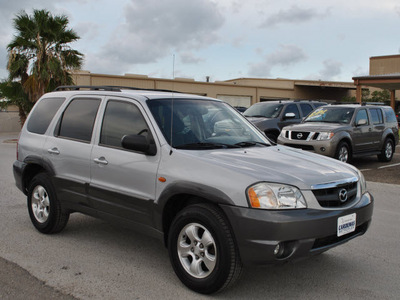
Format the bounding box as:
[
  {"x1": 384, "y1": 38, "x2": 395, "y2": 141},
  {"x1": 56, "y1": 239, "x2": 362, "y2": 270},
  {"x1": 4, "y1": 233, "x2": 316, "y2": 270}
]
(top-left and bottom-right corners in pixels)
[
  {"x1": 58, "y1": 98, "x2": 100, "y2": 142},
  {"x1": 383, "y1": 107, "x2": 397, "y2": 122},
  {"x1": 283, "y1": 104, "x2": 300, "y2": 118},
  {"x1": 369, "y1": 108, "x2": 383, "y2": 125},
  {"x1": 355, "y1": 109, "x2": 369, "y2": 125},
  {"x1": 27, "y1": 97, "x2": 65, "y2": 134},
  {"x1": 300, "y1": 103, "x2": 313, "y2": 117},
  {"x1": 100, "y1": 100, "x2": 150, "y2": 148},
  {"x1": 244, "y1": 103, "x2": 283, "y2": 118}
]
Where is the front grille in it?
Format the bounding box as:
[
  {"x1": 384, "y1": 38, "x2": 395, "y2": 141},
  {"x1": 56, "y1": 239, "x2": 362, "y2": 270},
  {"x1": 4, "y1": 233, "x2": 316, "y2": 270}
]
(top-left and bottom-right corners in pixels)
[
  {"x1": 290, "y1": 131, "x2": 310, "y2": 140},
  {"x1": 312, "y1": 222, "x2": 369, "y2": 250},
  {"x1": 312, "y1": 181, "x2": 358, "y2": 208}
]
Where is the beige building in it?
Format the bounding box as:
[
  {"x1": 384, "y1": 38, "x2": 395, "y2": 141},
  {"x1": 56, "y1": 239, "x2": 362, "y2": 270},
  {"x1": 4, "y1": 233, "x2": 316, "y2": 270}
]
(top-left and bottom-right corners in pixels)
[
  {"x1": 353, "y1": 54, "x2": 400, "y2": 110},
  {"x1": 72, "y1": 70, "x2": 356, "y2": 108}
]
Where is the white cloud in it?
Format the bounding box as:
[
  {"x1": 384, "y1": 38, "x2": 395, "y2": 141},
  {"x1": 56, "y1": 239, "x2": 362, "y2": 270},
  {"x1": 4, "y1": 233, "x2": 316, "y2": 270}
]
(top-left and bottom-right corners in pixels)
[
  {"x1": 88, "y1": 0, "x2": 224, "y2": 73},
  {"x1": 260, "y1": 5, "x2": 331, "y2": 28},
  {"x1": 318, "y1": 59, "x2": 342, "y2": 80},
  {"x1": 179, "y1": 53, "x2": 204, "y2": 64},
  {"x1": 249, "y1": 44, "x2": 307, "y2": 77}
]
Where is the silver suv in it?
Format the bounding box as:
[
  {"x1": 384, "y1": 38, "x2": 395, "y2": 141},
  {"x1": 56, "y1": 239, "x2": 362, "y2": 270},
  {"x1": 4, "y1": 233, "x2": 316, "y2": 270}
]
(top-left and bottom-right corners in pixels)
[
  {"x1": 13, "y1": 87, "x2": 373, "y2": 294},
  {"x1": 277, "y1": 104, "x2": 399, "y2": 163}
]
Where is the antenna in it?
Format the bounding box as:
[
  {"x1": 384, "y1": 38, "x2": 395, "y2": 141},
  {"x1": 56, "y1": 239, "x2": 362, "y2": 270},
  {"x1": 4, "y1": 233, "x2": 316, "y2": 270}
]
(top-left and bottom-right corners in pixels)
[{"x1": 169, "y1": 54, "x2": 175, "y2": 155}]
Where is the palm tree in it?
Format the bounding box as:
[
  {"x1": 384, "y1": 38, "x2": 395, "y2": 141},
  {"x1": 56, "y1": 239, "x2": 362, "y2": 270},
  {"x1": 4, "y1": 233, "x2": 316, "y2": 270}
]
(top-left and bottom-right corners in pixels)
[{"x1": 5, "y1": 9, "x2": 83, "y2": 124}]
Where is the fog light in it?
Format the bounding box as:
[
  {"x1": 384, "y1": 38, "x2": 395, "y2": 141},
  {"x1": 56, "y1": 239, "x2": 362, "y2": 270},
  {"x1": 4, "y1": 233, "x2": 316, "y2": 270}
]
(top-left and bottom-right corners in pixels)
[
  {"x1": 274, "y1": 243, "x2": 284, "y2": 257},
  {"x1": 320, "y1": 147, "x2": 326, "y2": 152}
]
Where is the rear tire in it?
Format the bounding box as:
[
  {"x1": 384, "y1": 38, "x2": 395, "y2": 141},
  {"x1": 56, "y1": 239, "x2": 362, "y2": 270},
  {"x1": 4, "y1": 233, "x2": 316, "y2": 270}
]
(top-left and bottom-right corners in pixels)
[
  {"x1": 168, "y1": 204, "x2": 242, "y2": 294},
  {"x1": 378, "y1": 138, "x2": 394, "y2": 162},
  {"x1": 335, "y1": 141, "x2": 351, "y2": 163},
  {"x1": 27, "y1": 173, "x2": 70, "y2": 234}
]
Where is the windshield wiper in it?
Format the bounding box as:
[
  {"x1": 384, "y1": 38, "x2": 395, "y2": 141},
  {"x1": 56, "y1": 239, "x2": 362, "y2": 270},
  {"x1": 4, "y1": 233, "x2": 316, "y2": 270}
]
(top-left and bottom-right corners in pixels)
[
  {"x1": 246, "y1": 115, "x2": 266, "y2": 118},
  {"x1": 234, "y1": 141, "x2": 270, "y2": 148},
  {"x1": 175, "y1": 142, "x2": 241, "y2": 150}
]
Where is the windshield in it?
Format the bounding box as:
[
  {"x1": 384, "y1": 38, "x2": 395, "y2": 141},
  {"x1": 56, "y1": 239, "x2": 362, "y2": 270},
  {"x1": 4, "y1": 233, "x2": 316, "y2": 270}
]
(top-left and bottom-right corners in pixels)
[
  {"x1": 244, "y1": 103, "x2": 283, "y2": 118},
  {"x1": 147, "y1": 99, "x2": 269, "y2": 149},
  {"x1": 305, "y1": 107, "x2": 355, "y2": 124}
]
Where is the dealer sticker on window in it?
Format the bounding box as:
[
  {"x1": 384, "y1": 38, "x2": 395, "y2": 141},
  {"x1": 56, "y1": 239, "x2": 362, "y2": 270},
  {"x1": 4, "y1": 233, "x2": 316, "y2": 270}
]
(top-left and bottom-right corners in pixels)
[{"x1": 337, "y1": 213, "x2": 356, "y2": 237}]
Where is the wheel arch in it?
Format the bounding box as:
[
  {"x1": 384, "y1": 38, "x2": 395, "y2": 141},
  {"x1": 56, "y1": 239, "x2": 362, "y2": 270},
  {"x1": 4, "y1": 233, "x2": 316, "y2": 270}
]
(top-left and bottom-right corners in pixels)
[
  {"x1": 381, "y1": 130, "x2": 396, "y2": 151},
  {"x1": 21, "y1": 156, "x2": 55, "y2": 194},
  {"x1": 155, "y1": 181, "x2": 235, "y2": 247}
]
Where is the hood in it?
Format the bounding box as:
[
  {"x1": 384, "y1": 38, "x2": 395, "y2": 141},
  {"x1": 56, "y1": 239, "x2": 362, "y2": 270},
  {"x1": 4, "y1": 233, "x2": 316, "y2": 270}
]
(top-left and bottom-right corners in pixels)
[
  {"x1": 178, "y1": 145, "x2": 358, "y2": 190},
  {"x1": 246, "y1": 116, "x2": 274, "y2": 124},
  {"x1": 284, "y1": 122, "x2": 351, "y2": 132}
]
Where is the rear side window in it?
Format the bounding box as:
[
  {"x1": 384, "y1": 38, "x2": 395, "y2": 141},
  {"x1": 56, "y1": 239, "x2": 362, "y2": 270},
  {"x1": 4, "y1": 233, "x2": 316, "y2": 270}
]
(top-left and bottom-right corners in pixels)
[
  {"x1": 57, "y1": 98, "x2": 100, "y2": 142},
  {"x1": 300, "y1": 103, "x2": 313, "y2": 117},
  {"x1": 27, "y1": 97, "x2": 66, "y2": 134},
  {"x1": 369, "y1": 108, "x2": 383, "y2": 125},
  {"x1": 383, "y1": 107, "x2": 397, "y2": 123}
]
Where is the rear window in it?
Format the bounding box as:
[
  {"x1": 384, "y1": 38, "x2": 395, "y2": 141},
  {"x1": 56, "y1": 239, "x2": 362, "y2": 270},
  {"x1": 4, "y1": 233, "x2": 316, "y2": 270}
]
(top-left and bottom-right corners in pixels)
[
  {"x1": 27, "y1": 97, "x2": 66, "y2": 134},
  {"x1": 383, "y1": 107, "x2": 397, "y2": 123}
]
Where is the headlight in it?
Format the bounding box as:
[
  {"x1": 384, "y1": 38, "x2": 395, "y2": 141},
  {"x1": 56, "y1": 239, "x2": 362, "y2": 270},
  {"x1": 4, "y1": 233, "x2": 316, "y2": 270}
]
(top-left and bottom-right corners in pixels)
[
  {"x1": 317, "y1": 131, "x2": 334, "y2": 140},
  {"x1": 280, "y1": 129, "x2": 287, "y2": 137},
  {"x1": 247, "y1": 182, "x2": 307, "y2": 209},
  {"x1": 358, "y1": 170, "x2": 367, "y2": 195}
]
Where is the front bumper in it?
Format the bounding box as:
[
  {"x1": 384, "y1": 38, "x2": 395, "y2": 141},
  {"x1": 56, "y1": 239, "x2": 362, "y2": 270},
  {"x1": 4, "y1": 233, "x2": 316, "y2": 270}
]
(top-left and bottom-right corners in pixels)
[
  {"x1": 277, "y1": 136, "x2": 337, "y2": 157},
  {"x1": 220, "y1": 192, "x2": 373, "y2": 266}
]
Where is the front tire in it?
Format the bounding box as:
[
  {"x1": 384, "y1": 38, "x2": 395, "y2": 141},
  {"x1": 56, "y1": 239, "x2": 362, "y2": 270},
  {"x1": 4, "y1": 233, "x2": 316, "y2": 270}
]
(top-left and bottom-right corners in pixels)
[
  {"x1": 168, "y1": 204, "x2": 242, "y2": 294},
  {"x1": 27, "y1": 173, "x2": 70, "y2": 234},
  {"x1": 335, "y1": 141, "x2": 351, "y2": 163},
  {"x1": 378, "y1": 138, "x2": 394, "y2": 162}
]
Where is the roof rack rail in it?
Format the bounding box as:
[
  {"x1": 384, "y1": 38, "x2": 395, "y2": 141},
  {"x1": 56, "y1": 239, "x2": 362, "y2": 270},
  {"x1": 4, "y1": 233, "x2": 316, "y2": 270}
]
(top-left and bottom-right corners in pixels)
[
  {"x1": 54, "y1": 85, "x2": 121, "y2": 91},
  {"x1": 54, "y1": 85, "x2": 182, "y2": 93}
]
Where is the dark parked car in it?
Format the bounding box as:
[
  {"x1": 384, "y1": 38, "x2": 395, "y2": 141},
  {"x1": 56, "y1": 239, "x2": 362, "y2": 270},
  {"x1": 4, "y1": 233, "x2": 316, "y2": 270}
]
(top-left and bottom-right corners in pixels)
[{"x1": 244, "y1": 100, "x2": 326, "y2": 142}]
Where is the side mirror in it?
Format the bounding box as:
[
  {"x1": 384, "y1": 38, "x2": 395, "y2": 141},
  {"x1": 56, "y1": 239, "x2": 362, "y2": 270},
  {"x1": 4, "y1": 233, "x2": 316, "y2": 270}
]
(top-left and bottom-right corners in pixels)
[
  {"x1": 121, "y1": 134, "x2": 157, "y2": 156},
  {"x1": 356, "y1": 119, "x2": 367, "y2": 126},
  {"x1": 284, "y1": 112, "x2": 296, "y2": 119}
]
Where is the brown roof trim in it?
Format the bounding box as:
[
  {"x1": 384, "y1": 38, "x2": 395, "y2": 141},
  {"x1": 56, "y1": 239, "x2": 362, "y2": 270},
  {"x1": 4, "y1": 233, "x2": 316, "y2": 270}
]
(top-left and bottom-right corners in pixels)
[{"x1": 370, "y1": 54, "x2": 400, "y2": 60}]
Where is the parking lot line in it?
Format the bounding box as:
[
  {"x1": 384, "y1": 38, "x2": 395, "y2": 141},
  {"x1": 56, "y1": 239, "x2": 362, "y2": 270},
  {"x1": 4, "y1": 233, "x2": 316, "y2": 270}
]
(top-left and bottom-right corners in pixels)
[{"x1": 377, "y1": 163, "x2": 400, "y2": 169}]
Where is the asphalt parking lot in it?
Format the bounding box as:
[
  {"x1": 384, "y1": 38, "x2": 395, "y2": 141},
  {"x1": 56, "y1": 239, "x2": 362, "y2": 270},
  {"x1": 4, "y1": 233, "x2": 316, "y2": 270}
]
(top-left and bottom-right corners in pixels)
[
  {"x1": 351, "y1": 145, "x2": 400, "y2": 185},
  {"x1": 0, "y1": 133, "x2": 399, "y2": 299}
]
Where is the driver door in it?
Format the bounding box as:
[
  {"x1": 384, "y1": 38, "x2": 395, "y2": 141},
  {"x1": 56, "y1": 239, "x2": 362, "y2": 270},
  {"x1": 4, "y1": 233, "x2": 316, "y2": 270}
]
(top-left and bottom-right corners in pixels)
[{"x1": 89, "y1": 98, "x2": 160, "y2": 226}]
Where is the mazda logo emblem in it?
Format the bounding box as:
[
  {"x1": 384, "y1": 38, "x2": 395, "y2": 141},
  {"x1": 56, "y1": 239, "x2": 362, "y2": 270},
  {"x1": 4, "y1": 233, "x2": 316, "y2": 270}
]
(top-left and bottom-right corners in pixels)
[
  {"x1": 297, "y1": 133, "x2": 303, "y2": 139},
  {"x1": 339, "y1": 188, "x2": 348, "y2": 202}
]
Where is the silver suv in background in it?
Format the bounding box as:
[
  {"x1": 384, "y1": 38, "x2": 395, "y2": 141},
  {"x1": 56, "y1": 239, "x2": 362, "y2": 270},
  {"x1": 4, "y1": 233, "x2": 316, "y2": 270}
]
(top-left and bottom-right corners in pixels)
[
  {"x1": 13, "y1": 87, "x2": 373, "y2": 294},
  {"x1": 277, "y1": 104, "x2": 399, "y2": 163},
  {"x1": 244, "y1": 100, "x2": 326, "y2": 142}
]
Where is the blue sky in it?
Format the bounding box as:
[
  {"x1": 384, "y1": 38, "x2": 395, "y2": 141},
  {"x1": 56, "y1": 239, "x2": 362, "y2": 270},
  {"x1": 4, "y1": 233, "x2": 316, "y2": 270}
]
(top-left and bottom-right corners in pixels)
[{"x1": 1, "y1": 0, "x2": 400, "y2": 83}]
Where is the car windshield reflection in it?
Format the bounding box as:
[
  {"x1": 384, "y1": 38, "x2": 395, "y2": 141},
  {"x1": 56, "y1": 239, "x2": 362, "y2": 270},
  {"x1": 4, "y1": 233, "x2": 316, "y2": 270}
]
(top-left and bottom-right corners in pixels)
[{"x1": 147, "y1": 99, "x2": 269, "y2": 149}]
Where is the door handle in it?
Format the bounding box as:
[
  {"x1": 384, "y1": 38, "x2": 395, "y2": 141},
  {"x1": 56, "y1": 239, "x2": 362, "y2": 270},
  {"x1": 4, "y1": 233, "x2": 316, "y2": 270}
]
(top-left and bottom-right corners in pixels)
[
  {"x1": 47, "y1": 147, "x2": 60, "y2": 155},
  {"x1": 94, "y1": 157, "x2": 108, "y2": 165}
]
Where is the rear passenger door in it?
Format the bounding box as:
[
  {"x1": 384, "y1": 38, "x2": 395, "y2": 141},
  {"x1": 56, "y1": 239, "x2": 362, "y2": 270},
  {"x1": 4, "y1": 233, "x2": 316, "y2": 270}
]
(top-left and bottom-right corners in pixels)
[
  {"x1": 368, "y1": 108, "x2": 385, "y2": 150},
  {"x1": 43, "y1": 97, "x2": 101, "y2": 210},
  {"x1": 89, "y1": 98, "x2": 160, "y2": 227}
]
